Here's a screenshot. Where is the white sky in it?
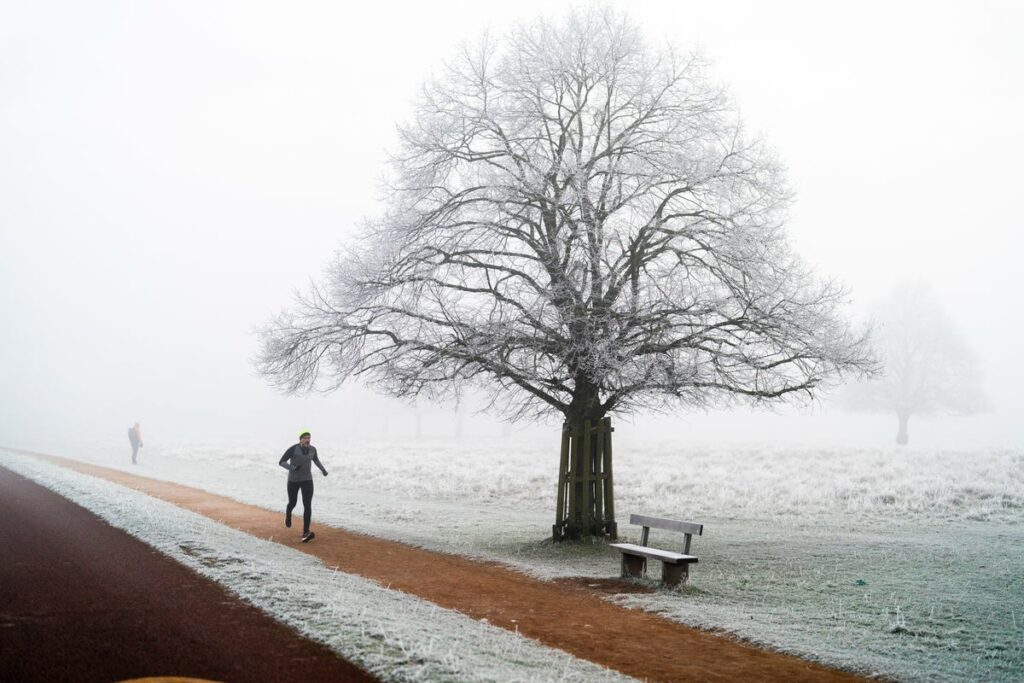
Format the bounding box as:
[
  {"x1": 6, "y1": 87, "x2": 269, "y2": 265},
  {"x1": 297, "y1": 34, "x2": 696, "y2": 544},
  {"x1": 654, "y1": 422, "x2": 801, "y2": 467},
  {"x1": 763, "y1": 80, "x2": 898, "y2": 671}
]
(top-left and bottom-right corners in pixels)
[{"x1": 1, "y1": 1, "x2": 1022, "y2": 448}]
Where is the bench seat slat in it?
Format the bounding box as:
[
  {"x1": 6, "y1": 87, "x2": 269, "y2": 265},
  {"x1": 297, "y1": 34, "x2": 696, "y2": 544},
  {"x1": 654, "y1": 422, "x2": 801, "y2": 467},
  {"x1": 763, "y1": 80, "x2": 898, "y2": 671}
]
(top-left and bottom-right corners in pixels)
[{"x1": 609, "y1": 543, "x2": 698, "y2": 564}]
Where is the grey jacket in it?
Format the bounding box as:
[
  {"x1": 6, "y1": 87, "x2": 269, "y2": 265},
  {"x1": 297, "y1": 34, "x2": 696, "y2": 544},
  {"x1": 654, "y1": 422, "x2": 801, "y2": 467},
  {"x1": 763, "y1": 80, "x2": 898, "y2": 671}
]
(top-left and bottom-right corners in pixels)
[{"x1": 279, "y1": 444, "x2": 328, "y2": 482}]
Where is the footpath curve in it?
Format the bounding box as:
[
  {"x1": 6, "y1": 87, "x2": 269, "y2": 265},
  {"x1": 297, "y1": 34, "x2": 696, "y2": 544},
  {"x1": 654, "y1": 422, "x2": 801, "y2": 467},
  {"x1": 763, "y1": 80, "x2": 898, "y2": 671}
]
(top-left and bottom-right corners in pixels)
[
  {"x1": 13, "y1": 449, "x2": 871, "y2": 683},
  {"x1": 0, "y1": 465, "x2": 376, "y2": 683}
]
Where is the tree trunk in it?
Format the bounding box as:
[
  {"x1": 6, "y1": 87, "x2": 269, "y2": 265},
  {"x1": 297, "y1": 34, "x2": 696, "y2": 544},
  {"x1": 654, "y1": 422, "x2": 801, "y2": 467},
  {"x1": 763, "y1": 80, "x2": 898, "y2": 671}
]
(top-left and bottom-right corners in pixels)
[
  {"x1": 553, "y1": 415, "x2": 617, "y2": 541},
  {"x1": 896, "y1": 411, "x2": 910, "y2": 445}
]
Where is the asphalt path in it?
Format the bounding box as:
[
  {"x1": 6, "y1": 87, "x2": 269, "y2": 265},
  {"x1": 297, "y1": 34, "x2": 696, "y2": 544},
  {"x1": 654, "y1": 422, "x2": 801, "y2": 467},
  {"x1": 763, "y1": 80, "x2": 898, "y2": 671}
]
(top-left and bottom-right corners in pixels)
[{"x1": 0, "y1": 466, "x2": 376, "y2": 683}]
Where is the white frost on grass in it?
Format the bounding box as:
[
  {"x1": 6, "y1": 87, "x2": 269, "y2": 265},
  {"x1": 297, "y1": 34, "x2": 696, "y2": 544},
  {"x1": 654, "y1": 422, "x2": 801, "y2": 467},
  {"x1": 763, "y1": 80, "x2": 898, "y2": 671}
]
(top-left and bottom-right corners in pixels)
[
  {"x1": 11, "y1": 437, "x2": 1024, "y2": 683},
  {"x1": 0, "y1": 452, "x2": 635, "y2": 683}
]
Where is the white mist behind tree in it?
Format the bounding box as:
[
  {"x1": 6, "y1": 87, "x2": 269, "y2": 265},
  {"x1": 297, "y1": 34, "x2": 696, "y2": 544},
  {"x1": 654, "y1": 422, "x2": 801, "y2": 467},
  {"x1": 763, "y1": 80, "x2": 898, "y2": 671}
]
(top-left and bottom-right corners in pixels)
[
  {"x1": 257, "y1": 7, "x2": 873, "y2": 535},
  {"x1": 839, "y1": 283, "x2": 988, "y2": 445},
  {"x1": 2, "y1": 1, "x2": 1020, "y2": 451}
]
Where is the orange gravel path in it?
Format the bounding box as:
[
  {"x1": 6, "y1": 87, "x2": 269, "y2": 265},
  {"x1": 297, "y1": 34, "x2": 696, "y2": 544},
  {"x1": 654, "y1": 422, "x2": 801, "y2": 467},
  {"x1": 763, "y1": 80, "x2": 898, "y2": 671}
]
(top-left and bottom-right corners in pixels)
[{"x1": 13, "y1": 448, "x2": 872, "y2": 683}]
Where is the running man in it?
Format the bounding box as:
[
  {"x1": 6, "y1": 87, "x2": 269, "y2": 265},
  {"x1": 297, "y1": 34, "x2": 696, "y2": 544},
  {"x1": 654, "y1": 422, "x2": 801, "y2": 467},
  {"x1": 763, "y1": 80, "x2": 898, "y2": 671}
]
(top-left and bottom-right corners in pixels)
[{"x1": 279, "y1": 431, "x2": 328, "y2": 542}]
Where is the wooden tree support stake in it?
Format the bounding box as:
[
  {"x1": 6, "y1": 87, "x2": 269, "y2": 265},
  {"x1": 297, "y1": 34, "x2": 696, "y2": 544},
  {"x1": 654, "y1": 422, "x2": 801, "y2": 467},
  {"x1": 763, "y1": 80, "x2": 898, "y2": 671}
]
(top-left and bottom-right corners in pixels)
[{"x1": 553, "y1": 417, "x2": 617, "y2": 541}]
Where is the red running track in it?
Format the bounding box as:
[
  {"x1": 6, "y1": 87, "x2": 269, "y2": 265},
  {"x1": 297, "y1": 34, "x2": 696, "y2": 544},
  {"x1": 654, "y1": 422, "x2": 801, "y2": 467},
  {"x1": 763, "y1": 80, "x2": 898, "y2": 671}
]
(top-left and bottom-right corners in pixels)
[{"x1": 0, "y1": 465, "x2": 376, "y2": 683}]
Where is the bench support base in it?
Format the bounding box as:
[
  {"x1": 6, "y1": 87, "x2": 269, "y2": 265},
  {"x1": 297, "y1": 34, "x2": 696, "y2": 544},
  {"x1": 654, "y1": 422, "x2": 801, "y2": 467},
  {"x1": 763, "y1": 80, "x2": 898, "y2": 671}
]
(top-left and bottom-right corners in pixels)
[
  {"x1": 620, "y1": 554, "x2": 646, "y2": 579},
  {"x1": 661, "y1": 562, "x2": 689, "y2": 587},
  {"x1": 619, "y1": 553, "x2": 690, "y2": 586}
]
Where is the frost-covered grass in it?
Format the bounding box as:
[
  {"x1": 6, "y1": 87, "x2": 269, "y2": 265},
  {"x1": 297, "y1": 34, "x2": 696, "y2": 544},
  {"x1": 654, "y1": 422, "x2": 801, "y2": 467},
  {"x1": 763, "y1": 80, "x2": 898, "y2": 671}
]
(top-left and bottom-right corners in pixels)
[
  {"x1": 9, "y1": 436, "x2": 1024, "y2": 682},
  {"x1": 0, "y1": 452, "x2": 634, "y2": 683}
]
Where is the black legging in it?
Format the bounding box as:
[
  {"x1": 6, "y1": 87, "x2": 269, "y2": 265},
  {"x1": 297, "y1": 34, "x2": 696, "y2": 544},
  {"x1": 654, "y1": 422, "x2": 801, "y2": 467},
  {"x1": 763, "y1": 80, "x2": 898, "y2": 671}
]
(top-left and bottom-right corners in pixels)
[{"x1": 286, "y1": 480, "x2": 314, "y2": 534}]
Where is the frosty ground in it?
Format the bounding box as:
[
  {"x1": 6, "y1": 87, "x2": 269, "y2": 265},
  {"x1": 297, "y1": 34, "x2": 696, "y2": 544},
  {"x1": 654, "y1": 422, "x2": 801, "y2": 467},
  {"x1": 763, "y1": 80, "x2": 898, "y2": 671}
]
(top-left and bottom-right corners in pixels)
[{"x1": 6, "y1": 435, "x2": 1022, "y2": 682}]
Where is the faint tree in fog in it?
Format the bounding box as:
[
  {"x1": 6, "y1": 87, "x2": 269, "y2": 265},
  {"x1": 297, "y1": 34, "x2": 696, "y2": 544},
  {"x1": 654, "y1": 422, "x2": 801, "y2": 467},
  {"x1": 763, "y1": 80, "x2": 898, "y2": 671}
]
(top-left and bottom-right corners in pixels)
[
  {"x1": 257, "y1": 7, "x2": 873, "y2": 537},
  {"x1": 839, "y1": 283, "x2": 988, "y2": 445}
]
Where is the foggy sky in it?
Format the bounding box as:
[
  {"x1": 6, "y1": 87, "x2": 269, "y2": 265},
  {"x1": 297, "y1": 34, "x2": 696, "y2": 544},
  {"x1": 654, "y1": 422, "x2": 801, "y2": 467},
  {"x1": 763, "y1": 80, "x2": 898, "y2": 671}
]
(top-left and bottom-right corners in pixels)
[{"x1": 2, "y1": 1, "x2": 1022, "y2": 448}]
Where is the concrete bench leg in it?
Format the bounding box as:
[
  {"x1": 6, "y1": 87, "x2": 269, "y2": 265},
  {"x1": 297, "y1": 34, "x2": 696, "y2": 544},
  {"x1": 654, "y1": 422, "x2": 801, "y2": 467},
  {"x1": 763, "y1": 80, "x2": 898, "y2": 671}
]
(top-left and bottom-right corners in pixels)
[
  {"x1": 661, "y1": 562, "x2": 688, "y2": 587},
  {"x1": 621, "y1": 554, "x2": 646, "y2": 578}
]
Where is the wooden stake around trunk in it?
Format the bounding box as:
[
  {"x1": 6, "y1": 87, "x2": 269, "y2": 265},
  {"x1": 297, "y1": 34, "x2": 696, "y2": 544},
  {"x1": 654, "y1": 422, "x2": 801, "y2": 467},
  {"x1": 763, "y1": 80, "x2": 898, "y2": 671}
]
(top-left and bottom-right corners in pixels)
[{"x1": 553, "y1": 417, "x2": 617, "y2": 541}]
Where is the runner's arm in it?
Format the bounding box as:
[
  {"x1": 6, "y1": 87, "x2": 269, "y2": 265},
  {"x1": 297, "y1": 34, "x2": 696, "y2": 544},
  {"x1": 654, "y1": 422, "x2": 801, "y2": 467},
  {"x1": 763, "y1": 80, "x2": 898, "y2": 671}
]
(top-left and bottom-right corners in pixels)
[
  {"x1": 313, "y1": 454, "x2": 328, "y2": 476},
  {"x1": 279, "y1": 447, "x2": 297, "y2": 471}
]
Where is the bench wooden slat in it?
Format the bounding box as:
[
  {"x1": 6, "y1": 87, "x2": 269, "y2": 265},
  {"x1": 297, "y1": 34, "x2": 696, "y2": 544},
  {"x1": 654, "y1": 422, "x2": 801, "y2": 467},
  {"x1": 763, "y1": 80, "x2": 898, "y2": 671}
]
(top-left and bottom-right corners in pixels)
[
  {"x1": 609, "y1": 543, "x2": 698, "y2": 564},
  {"x1": 629, "y1": 514, "x2": 703, "y2": 536}
]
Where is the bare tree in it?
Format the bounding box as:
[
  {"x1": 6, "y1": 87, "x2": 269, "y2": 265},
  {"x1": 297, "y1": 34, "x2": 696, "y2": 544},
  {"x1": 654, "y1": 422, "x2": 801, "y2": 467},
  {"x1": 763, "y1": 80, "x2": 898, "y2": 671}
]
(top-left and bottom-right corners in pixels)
[
  {"x1": 257, "y1": 8, "x2": 872, "y2": 536},
  {"x1": 839, "y1": 283, "x2": 988, "y2": 445}
]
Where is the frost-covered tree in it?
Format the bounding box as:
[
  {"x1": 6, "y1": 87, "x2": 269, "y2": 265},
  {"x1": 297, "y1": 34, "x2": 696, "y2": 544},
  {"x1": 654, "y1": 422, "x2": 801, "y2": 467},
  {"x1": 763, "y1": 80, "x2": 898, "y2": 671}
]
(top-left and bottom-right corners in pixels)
[
  {"x1": 840, "y1": 283, "x2": 988, "y2": 445},
  {"x1": 257, "y1": 8, "x2": 872, "y2": 537}
]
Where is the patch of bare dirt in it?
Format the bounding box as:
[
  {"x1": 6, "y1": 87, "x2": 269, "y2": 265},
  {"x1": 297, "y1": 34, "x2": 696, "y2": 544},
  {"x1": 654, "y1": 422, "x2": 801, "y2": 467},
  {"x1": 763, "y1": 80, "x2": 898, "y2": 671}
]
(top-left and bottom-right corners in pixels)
[{"x1": 551, "y1": 576, "x2": 655, "y2": 595}]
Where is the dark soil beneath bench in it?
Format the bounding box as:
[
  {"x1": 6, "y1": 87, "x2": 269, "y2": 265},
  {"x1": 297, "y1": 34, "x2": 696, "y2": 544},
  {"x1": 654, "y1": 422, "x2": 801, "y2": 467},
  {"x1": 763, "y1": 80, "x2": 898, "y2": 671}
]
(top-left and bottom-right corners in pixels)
[{"x1": 551, "y1": 576, "x2": 655, "y2": 595}]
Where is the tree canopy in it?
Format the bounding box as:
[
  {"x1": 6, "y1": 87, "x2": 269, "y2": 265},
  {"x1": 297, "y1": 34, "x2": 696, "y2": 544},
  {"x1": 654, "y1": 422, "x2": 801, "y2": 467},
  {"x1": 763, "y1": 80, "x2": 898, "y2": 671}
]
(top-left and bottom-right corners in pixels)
[
  {"x1": 840, "y1": 283, "x2": 988, "y2": 423},
  {"x1": 258, "y1": 8, "x2": 873, "y2": 423}
]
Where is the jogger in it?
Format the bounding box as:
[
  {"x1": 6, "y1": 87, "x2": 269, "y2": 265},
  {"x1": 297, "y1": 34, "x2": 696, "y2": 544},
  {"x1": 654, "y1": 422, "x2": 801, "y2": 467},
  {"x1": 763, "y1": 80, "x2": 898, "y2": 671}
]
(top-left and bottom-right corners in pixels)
[{"x1": 279, "y1": 431, "x2": 328, "y2": 542}]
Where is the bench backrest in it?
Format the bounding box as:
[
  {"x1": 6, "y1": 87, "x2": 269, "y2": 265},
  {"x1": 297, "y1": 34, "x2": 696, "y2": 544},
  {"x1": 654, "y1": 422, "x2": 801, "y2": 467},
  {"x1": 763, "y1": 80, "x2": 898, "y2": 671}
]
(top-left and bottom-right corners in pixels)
[{"x1": 630, "y1": 514, "x2": 703, "y2": 554}]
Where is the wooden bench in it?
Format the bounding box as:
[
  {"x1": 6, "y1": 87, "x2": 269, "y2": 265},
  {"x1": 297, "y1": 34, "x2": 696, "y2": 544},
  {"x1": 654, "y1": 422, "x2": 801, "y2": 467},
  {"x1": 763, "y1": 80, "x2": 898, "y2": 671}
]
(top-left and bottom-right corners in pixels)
[{"x1": 609, "y1": 514, "x2": 703, "y2": 586}]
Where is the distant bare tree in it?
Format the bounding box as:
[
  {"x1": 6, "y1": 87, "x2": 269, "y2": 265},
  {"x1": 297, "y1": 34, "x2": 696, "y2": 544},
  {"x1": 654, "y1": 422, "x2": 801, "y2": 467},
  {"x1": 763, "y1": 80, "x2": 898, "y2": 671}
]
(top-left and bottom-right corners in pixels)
[
  {"x1": 257, "y1": 8, "x2": 873, "y2": 536},
  {"x1": 839, "y1": 283, "x2": 988, "y2": 445}
]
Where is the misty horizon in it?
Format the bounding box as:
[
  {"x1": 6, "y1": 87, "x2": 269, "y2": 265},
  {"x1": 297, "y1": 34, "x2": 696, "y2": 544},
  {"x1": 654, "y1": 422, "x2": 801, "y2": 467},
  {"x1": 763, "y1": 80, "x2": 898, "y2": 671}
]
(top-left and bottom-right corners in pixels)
[{"x1": 2, "y1": 1, "x2": 1021, "y2": 448}]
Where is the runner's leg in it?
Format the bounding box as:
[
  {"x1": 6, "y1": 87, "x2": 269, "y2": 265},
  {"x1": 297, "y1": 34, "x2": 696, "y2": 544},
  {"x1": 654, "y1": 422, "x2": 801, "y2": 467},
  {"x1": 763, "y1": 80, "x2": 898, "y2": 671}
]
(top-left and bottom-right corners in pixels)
[
  {"x1": 300, "y1": 480, "x2": 314, "y2": 535},
  {"x1": 285, "y1": 481, "x2": 299, "y2": 528}
]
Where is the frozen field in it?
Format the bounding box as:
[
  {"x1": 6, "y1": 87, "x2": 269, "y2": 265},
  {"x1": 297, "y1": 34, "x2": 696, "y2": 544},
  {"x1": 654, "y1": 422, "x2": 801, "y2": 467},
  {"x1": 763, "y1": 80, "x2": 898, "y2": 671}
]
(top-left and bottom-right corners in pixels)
[{"x1": 10, "y1": 434, "x2": 1024, "y2": 682}]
